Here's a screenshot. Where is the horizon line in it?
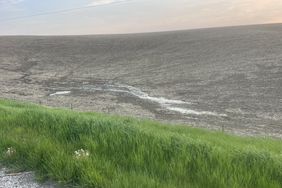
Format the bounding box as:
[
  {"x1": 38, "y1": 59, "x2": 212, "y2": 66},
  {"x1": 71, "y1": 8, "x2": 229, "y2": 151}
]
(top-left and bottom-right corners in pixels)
[{"x1": 1, "y1": 22, "x2": 281, "y2": 37}]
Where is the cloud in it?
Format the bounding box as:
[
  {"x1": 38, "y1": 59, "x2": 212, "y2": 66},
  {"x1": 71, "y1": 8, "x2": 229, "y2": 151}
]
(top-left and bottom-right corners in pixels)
[
  {"x1": 162, "y1": 0, "x2": 282, "y2": 30},
  {"x1": 0, "y1": 0, "x2": 24, "y2": 4},
  {"x1": 87, "y1": 0, "x2": 128, "y2": 6}
]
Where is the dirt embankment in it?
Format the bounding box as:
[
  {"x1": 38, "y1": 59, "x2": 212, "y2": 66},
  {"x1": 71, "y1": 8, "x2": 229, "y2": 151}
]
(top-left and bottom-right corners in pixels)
[{"x1": 0, "y1": 23, "x2": 281, "y2": 137}]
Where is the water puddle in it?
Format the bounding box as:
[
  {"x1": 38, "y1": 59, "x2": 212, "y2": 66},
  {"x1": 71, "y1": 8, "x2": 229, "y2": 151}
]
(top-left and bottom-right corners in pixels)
[
  {"x1": 49, "y1": 91, "x2": 71, "y2": 96},
  {"x1": 81, "y1": 84, "x2": 227, "y2": 117},
  {"x1": 167, "y1": 107, "x2": 227, "y2": 117}
]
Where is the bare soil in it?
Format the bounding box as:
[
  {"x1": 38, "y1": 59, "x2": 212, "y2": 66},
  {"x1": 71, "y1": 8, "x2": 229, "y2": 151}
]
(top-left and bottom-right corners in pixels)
[{"x1": 0, "y1": 23, "x2": 281, "y2": 137}]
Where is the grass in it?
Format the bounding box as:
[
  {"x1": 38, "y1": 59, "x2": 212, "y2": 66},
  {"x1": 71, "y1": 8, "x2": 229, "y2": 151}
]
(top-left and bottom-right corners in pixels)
[{"x1": 0, "y1": 99, "x2": 282, "y2": 188}]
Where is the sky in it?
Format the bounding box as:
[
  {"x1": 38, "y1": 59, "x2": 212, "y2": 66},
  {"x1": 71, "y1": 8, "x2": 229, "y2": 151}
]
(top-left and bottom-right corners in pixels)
[{"x1": 0, "y1": 0, "x2": 282, "y2": 35}]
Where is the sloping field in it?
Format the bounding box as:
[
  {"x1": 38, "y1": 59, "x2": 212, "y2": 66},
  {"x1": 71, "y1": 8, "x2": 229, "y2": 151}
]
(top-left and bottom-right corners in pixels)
[
  {"x1": 1, "y1": 99, "x2": 282, "y2": 187},
  {"x1": 0, "y1": 23, "x2": 281, "y2": 136}
]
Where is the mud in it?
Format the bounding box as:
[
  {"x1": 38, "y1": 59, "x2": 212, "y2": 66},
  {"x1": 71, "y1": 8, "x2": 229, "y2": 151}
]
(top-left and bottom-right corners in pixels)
[{"x1": 0, "y1": 23, "x2": 281, "y2": 137}]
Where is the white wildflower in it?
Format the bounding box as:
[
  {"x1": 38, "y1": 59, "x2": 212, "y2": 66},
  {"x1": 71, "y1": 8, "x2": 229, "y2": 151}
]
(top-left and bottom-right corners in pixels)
[
  {"x1": 74, "y1": 149, "x2": 90, "y2": 159},
  {"x1": 5, "y1": 147, "x2": 16, "y2": 157}
]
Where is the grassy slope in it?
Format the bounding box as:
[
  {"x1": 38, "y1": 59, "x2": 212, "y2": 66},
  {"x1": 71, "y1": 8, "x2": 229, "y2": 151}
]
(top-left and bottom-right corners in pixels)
[{"x1": 0, "y1": 99, "x2": 282, "y2": 188}]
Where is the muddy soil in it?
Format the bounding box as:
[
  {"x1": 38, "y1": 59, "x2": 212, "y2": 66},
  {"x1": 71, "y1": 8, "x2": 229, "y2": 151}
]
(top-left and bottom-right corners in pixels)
[{"x1": 0, "y1": 23, "x2": 281, "y2": 137}]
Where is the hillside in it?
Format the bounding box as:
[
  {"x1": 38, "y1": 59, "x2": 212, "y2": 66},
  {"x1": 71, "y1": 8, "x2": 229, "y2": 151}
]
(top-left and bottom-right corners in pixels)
[
  {"x1": 0, "y1": 24, "x2": 282, "y2": 137},
  {"x1": 1, "y1": 99, "x2": 282, "y2": 187}
]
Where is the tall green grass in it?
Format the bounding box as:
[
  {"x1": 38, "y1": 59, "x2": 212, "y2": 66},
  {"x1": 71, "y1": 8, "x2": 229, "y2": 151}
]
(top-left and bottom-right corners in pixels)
[{"x1": 0, "y1": 99, "x2": 282, "y2": 188}]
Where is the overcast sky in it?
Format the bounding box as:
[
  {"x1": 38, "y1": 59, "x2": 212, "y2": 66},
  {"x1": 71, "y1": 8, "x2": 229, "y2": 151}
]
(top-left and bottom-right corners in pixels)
[{"x1": 0, "y1": 0, "x2": 282, "y2": 35}]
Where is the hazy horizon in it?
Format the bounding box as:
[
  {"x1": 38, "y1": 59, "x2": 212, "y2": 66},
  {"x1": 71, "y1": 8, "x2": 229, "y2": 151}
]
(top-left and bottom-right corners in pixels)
[
  {"x1": 1, "y1": 0, "x2": 282, "y2": 35},
  {"x1": 1, "y1": 22, "x2": 282, "y2": 36}
]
